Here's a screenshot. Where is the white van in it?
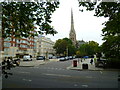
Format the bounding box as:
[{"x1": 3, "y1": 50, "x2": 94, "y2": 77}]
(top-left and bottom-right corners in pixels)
[{"x1": 23, "y1": 55, "x2": 32, "y2": 61}]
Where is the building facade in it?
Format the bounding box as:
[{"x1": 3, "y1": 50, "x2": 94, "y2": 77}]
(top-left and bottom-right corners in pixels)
[
  {"x1": 3, "y1": 31, "x2": 37, "y2": 58},
  {"x1": 36, "y1": 36, "x2": 55, "y2": 59},
  {"x1": 69, "y1": 9, "x2": 77, "y2": 47},
  {"x1": 76, "y1": 40, "x2": 86, "y2": 48}
]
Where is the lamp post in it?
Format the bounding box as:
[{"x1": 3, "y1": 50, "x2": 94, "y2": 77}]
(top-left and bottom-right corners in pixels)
[
  {"x1": 45, "y1": 51, "x2": 48, "y2": 60},
  {"x1": 66, "y1": 46, "x2": 68, "y2": 56}
]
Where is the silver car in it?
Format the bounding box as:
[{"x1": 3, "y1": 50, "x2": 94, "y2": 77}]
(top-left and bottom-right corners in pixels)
[
  {"x1": 23, "y1": 55, "x2": 32, "y2": 61},
  {"x1": 58, "y1": 57, "x2": 65, "y2": 61}
]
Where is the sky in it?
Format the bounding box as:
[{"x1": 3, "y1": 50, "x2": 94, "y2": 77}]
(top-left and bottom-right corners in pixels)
[{"x1": 45, "y1": 0, "x2": 109, "y2": 45}]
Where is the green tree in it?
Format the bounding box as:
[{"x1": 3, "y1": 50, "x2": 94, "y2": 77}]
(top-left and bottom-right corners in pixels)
[
  {"x1": 2, "y1": 1, "x2": 59, "y2": 38},
  {"x1": 68, "y1": 44, "x2": 76, "y2": 56},
  {"x1": 63, "y1": 38, "x2": 72, "y2": 45},
  {"x1": 78, "y1": 1, "x2": 120, "y2": 67},
  {"x1": 54, "y1": 38, "x2": 76, "y2": 56},
  {"x1": 53, "y1": 39, "x2": 67, "y2": 55},
  {"x1": 78, "y1": 1, "x2": 120, "y2": 61},
  {"x1": 53, "y1": 39, "x2": 62, "y2": 55},
  {"x1": 63, "y1": 38, "x2": 76, "y2": 56},
  {"x1": 79, "y1": 43, "x2": 88, "y2": 56},
  {"x1": 78, "y1": 41, "x2": 99, "y2": 57},
  {"x1": 76, "y1": 50, "x2": 81, "y2": 58},
  {"x1": 88, "y1": 41, "x2": 99, "y2": 55}
]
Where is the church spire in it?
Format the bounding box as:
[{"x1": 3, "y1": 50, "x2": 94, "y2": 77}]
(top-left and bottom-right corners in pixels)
[
  {"x1": 69, "y1": 8, "x2": 76, "y2": 46},
  {"x1": 71, "y1": 8, "x2": 74, "y2": 26}
]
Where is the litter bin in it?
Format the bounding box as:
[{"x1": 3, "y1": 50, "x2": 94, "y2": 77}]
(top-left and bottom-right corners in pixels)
[
  {"x1": 82, "y1": 63, "x2": 88, "y2": 69},
  {"x1": 73, "y1": 60, "x2": 77, "y2": 67}
]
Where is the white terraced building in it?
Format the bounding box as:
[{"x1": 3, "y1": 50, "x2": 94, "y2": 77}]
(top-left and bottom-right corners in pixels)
[{"x1": 36, "y1": 36, "x2": 56, "y2": 59}]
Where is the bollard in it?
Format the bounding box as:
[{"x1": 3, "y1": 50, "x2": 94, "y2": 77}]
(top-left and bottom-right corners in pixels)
[{"x1": 82, "y1": 63, "x2": 88, "y2": 69}]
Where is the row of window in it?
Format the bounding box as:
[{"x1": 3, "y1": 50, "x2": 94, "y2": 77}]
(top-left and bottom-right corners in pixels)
[
  {"x1": 4, "y1": 48, "x2": 36, "y2": 54},
  {"x1": 4, "y1": 48, "x2": 10, "y2": 52},
  {"x1": 4, "y1": 42, "x2": 52, "y2": 50},
  {"x1": 20, "y1": 45, "x2": 28, "y2": 48},
  {"x1": 4, "y1": 42, "x2": 36, "y2": 49},
  {"x1": 4, "y1": 42, "x2": 11, "y2": 47},
  {"x1": 4, "y1": 37, "x2": 36, "y2": 44}
]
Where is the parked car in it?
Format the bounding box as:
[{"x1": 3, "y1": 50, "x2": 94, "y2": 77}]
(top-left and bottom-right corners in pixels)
[
  {"x1": 23, "y1": 55, "x2": 32, "y2": 61},
  {"x1": 49, "y1": 57, "x2": 52, "y2": 59},
  {"x1": 73, "y1": 56, "x2": 76, "y2": 59},
  {"x1": 65, "y1": 56, "x2": 69, "y2": 60},
  {"x1": 36, "y1": 56, "x2": 45, "y2": 60},
  {"x1": 52, "y1": 56, "x2": 57, "y2": 59},
  {"x1": 95, "y1": 59, "x2": 107, "y2": 68},
  {"x1": 69, "y1": 56, "x2": 73, "y2": 60},
  {"x1": 83, "y1": 56, "x2": 89, "y2": 59},
  {"x1": 58, "y1": 57, "x2": 66, "y2": 61}
]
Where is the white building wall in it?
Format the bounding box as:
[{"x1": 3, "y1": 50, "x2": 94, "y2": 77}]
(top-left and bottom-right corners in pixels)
[{"x1": 36, "y1": 36, "x2": 55, "y2": 58}]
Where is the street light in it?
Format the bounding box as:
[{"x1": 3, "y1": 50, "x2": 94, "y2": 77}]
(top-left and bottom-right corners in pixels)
[
  {"x1": 66, "y1": 47, "x2": 68, "y2": 56},
  {"x1": 45, "y1": 51, "x2": 48, "y2": 60}
]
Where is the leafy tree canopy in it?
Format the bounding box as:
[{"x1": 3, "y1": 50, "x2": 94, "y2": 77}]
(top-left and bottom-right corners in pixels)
[
  {"x1": 63, "y1": 38, "x2": 73, "y2": 45},
  {"x1": 54, "y1": 38, "x2": 76, "y2": 56},
  {"x1": 2, "y1": 1, "x2": 59, "y2": 38},
  {"x1": 78, "y1": 41, "x2": 99, "y2": 57},
  {"x1": 78, "y1": 1, "x2": 120, "y2": 59}
]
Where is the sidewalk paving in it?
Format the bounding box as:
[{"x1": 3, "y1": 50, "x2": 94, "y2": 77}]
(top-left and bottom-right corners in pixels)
[
  {"x1": 67, "y1": 58, "x2": 120, "y2": 71},
  {"x1": 19, "y1": 59, "x2": 59, "y2": 67}
]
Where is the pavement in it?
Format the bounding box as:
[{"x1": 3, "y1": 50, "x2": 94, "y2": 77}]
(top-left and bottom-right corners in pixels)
[
  {"x1": 19, "y1": 59, "x2": 59, "y2": 67},
  {"x1": 67, "y1": 58, "x2": 120, "y2": 71}
]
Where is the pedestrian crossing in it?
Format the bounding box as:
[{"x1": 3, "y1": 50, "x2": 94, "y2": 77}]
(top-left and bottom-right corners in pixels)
[{"x1": 30, "y1": 66, "x2": 66, "y2": 71}]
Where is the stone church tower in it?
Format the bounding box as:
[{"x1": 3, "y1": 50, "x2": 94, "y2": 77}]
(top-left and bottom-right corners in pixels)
[{"x1": 69, "y1": 9, "x2": 77, "y2": 46}]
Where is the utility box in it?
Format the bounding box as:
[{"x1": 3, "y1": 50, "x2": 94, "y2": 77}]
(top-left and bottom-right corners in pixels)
[
  {"x1": 82, "y1": 63, "x2": 88, "y2": 69},
  {"x1": 73, "y1": 60, "x2": 77, "y2": 67}
]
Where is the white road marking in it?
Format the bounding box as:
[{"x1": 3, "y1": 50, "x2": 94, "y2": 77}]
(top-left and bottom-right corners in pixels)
[
  {"x1": 19, "y1": 72, "x2": 30, "y2": 74},
  {"x1": 82, "y1": 85, "x2": 88, "y2": 88},
  {"x1": 86, "y1": 76, "x2": 93, "y2": 78},
  {"x1": 41, "y1": 67, "x2": 66, "y2": 70},
  {"x1": 100, "y1": 71, "x2": 103, "y2": 74},
  {"x1": 55, "y1": 68, "x2": 58, "y2": 69},
  {"x1": 74, "y1": 84, "x2": 78, "y2": 87},
  {"x1": 23, "y1": 79, "x2": 32, "y2": 82},
  {"x1": 29, "y1": 80, "x2": 32, "y2": 82},
  {"x1": 42, "y1": 73, "x2": 71, "y2": 77},
  {"x1": 30, "y1": 66, "x2": 66, "y2": 71}
]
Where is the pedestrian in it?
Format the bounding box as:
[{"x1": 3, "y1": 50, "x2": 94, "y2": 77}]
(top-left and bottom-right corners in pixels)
[
  {"x1": 90, "y1": 59, "x2": 93, "y2": 65},
  {"x1": 81, "y1": 58, "x2": 82, "y2": 62},
  {"x1": 81, "y1": 59, "x2": 82, "y2": 62}
]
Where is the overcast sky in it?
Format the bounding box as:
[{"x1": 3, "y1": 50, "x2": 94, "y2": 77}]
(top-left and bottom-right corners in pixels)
[{"x1": 45, "y1": 0, "x2": 108, "y2": 45}]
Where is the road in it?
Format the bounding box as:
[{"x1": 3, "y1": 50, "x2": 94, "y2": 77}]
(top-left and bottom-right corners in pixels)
[{"x1": 2, "y1": 59, "x2": 120, "y2": 88}]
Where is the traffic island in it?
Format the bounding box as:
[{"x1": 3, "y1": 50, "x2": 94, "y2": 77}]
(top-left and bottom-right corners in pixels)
[
  {"x1": 66, "y1": 62, "x2": 104, "y2": 71},
  {"x1": 66, "y1": 64, "x2": 120, "y2": 71}
]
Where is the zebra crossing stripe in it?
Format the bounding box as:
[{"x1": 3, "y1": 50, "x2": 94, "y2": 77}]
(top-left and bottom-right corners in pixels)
[{"x1": 30, "y1": 66, "x2": 66, "y2": 70}]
